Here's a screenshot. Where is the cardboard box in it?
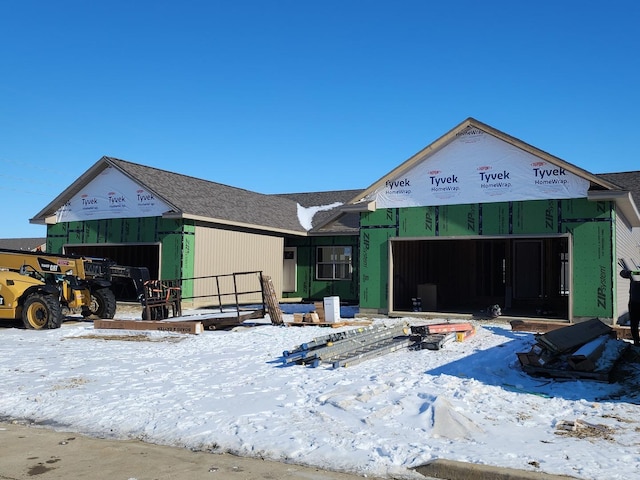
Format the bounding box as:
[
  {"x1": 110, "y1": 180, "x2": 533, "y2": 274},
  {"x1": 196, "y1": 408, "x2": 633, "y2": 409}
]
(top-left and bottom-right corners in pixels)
[{"x1": 313, "y1": 301, "x2": 325, "y2": 321}]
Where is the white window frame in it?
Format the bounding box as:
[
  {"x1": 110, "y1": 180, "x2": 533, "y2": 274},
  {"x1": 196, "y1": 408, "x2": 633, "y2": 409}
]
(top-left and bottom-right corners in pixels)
[{"x1": 316, "y1": 246, "x2": 353, "y2": 280}]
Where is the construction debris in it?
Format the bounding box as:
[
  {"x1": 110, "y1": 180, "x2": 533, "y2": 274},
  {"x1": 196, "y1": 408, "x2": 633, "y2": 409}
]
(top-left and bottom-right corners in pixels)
[
  {"x1": 283, "y1": 323, "x2": 412, "y2": 368},
  {"x1": 409, "y1": 322, "x2": 476, "y2": 350},
  {"x1": 517, "y1": 318, "x2": 630, "y2": 382},
  {"x1": 555, "y1": 419, "x2": 615, "y2": 440},
  {"x1": 510, "y1": 318, "x2": 634, "y2": 341},
  {"x1": 282, "y1": 321, "x2": 477, "y2": 368}
]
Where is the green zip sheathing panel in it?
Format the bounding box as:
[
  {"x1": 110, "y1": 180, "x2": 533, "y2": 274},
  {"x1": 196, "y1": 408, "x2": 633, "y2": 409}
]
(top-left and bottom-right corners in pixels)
[
  {"x1": 360, "y1": 207, "x2": 398, "y2": 310},
  {"x1": 282, "y1": 235, "x2": 359, "y2": 303},
  {"x1": 561, "y1": 199, "x2": 614, "y2": 319},
  {"x1": 361, "y1": 208, "x2": 396, "y2": 227},
  {"x1": 439, "y1": 204, "x2": 480, "y2": 236},
  {"x1": 562, "y1": 198, "x2": 611, "y2": 220},
  {"x1": 47, "y1": 218, "x2": 194, "y2": 298},
  {"x1": 360, "y1": 227, "x2": 395, "y2": 310},
  {"x1": 359, "y1": 198, "x2": 616, "y2": 317},
  {"x1": 568, "y1": 222, "x2": 613, "y2": 318},
  {"x1": 399, "y1": 206, "x2": 437, "y2": 237},
  {"x1": 481, "y1": 202, "x2": 510, "y2": 235},
  {"x1": 399, "y1": 204, "x2": 481, "y2": 237},
  {"x1": 513, "y1": 199, "x2": 558, "y2": 234}
]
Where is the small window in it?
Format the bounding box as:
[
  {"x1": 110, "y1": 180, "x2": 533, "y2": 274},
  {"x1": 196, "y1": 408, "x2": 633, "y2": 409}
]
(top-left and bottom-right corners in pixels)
[{"x1": 316, "y1": 246, "x2": 352, "y2": 280}]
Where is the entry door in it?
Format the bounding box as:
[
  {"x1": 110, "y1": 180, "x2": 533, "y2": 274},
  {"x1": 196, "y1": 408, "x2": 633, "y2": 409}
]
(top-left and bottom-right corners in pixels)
[
  {"x1": 283, "y1": 247, "x2": 297, "y2": 292},
  {"x1": 513, "y1": 240, "x2": 542, "y2": 298}
]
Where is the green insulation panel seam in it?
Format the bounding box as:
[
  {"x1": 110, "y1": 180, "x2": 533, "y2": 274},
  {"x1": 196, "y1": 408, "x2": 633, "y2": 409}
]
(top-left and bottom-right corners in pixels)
[{"x1": 177, "y1": 223, "x2": 195, "y2": 301}]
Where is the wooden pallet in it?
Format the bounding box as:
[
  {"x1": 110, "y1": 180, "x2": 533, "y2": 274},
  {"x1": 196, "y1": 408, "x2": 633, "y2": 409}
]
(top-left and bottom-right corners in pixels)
[{"x1": 260, "y1": 275, "x2": 284, "y2": 325}]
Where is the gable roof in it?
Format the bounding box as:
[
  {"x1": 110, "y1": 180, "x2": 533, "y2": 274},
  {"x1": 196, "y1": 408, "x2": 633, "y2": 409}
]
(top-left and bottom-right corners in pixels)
[
  {"x1": 0, "y1": 238, "x2": 46, "y2": 251},
  {"x1": 340, "y1": 117, "x2": 640, "y2": 226},
  {"x1": 30, "y1": 157, "x2": 353, "y2": 236}
]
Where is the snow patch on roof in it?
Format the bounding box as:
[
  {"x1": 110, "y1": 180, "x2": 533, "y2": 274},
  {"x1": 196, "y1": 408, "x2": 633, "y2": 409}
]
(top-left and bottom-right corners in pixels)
[{"x1": 297, "y1": 202, "x2": 343, "y2": 230}]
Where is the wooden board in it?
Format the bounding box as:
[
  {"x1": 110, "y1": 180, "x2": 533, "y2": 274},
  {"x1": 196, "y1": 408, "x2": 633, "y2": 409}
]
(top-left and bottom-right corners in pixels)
[
  {"x1": 94, "y1": 319, "x2": 203, "y2": 334},
  {"x1": 261, "y1": 275, "x2": 284, "y2": 325},
  {"x1": 520, "y1": 362, "x2": 612, "y2": 382},
  {"x1": 286, "y1": 320, "x2": 372, "y2": 328},
  {"x1": 510, "y1": 320, "x2": 570, "y2": 333},
  {"x1": 411, "y1": 322, "x2": 474, "y2": 335},
  {"x1": 511, "y1": 319, "x2": 634, "y2": 341}
]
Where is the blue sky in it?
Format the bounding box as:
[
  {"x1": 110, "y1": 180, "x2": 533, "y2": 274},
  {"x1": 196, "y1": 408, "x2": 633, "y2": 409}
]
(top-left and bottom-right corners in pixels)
[{"x1": 2, "y1": 0, "x2": 639, "y2": 238}]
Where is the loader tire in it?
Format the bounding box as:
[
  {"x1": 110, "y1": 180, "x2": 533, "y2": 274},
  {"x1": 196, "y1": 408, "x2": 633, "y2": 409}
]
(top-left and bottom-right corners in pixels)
[
  {"x1": 22, "y1": 293, "x2": 63, "y2": 330},
  {"x1": 86, "y1": 287, "x2": 117, "y2": 319},
  {"x1": 142, "y1": 305, "x2": 169, "y2": 320}
]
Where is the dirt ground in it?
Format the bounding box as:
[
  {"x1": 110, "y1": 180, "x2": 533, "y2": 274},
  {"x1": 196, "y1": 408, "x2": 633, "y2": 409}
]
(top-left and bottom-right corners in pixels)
[{"x1": 0, "y1": 421, "x2": 382, "y2": 480}]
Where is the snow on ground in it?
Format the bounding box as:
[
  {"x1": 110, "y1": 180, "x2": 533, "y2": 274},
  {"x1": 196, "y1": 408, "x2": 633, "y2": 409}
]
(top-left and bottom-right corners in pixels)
[{"x1": 1, "y1": 309, "x2": 639, "y2": 480}]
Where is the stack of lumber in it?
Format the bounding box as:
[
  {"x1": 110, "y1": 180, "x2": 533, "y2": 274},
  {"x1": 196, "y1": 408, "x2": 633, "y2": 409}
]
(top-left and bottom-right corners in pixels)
[
  {"x1": 409, "y1": 322, "x2": 476, "y2": 350},
  {"x1": 516, "y1": 318, "x2": 629, "y2": 382}
]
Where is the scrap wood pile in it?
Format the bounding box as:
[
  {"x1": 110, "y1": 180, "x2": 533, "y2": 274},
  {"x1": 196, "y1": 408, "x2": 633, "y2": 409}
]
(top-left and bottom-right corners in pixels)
[
  {"x1": 281, "y1": 321, "x2": 476, "y2": 368},
  {"x1": 555, "y1": 419, "x2": 615, "y2": 440},
  {"x1": 517, "y1": 318, "x2": 630, "y2": 382}
]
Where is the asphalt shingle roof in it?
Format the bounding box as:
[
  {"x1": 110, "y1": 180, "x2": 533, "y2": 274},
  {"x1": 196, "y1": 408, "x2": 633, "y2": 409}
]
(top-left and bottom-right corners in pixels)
[
  {"x1": 275, "y1": 190, "x2": 363, "y2": 234},
  {"x1": 596, "y1": 171, "x2": 640, "y2": 205},
  {"x1": 0, "y1": 238, "x2": 46, "y2": 251},
  {"x1": 108, "y1": 158, "x2": 313, "y2": 233}
]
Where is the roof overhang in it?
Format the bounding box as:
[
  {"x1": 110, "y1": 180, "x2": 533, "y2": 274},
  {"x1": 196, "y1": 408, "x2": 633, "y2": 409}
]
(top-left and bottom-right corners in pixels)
[
  {"x1": 588, "y1": 190, "x2": 640, "y2": 228},
  {"x1": 165, "y1": 212, "x2": 309, "y2": 236},
  {"x1": 339, "y1": 200, "x2": 376, "y2": 213}
]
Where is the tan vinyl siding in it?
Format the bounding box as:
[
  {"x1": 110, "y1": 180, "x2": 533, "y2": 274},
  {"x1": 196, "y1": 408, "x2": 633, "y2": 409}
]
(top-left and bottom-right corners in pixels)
[
  {"x1": 614, "y1": 210, "x2": 640, "y2": 323},
  {"x1": 193, "y1": 226, "x2": 284, "y2": 308}
]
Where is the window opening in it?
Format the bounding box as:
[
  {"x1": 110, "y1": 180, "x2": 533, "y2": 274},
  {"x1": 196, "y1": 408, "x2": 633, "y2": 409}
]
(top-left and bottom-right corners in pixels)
[{"x1": 316, "y1": 246, "x2": 352, "y2": 280}]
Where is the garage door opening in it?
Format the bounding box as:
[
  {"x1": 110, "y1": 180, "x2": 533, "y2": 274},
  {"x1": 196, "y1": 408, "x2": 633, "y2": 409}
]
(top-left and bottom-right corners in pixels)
[
  {"x1": 390, "y1": 235, "x2": 570, "y2": 320},
  {"x1": 63, "y1": 243, "x2": 160, "y2": 302}
]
